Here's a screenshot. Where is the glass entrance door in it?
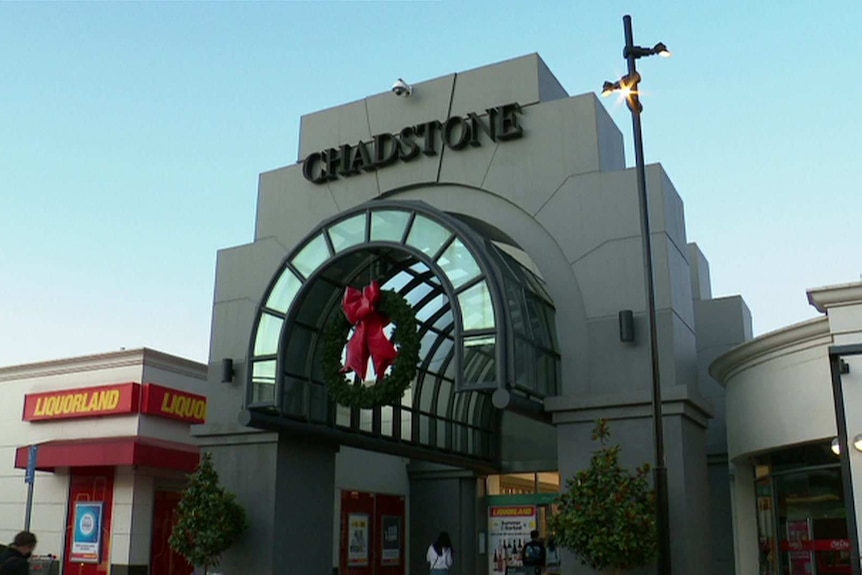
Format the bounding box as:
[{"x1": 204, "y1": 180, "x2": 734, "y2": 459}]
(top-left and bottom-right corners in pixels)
[{"x1": 775, "y1": 468, "x2": 850, "y2": 575}]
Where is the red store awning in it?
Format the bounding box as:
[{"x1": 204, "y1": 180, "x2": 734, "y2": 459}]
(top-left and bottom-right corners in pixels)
[{"x1": 15, "y1": 436, "x2": 200, "y2": 473}]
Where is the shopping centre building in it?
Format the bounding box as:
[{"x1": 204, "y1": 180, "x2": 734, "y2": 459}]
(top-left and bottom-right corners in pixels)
[
  {"x1": 3, "y1": 54, "x2": 857, "y2": 575},
  {"x1": 194, "y1": 54, "x2": 751, "y2": 575}
]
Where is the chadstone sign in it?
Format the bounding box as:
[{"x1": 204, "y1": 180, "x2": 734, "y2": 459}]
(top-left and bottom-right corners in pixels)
[{"x1": 301, "y1": 103, "x2": 524, "y2": 184}]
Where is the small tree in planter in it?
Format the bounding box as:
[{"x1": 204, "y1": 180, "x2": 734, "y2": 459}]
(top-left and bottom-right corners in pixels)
[
  {"x1": 548, "y1": 420, "x2": 657, "y2": 575},
  {"x1": 170, "y1": 453, "x2": 248, "y2": 574}
]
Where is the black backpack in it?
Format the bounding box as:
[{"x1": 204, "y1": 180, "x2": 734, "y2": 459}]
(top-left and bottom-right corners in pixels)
[{"x1": 523, "y1": 541, "x2": 545, "y2": 565}]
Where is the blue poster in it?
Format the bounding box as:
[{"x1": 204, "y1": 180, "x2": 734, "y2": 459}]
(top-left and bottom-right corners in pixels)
[{"x1": 71, "y1": 501, "x2": 103, "y2": 563}]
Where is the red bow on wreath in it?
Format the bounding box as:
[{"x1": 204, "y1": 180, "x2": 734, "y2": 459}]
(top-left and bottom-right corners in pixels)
[{"x1": 340, "y1": 281, "x2": 399, "y2": 380}]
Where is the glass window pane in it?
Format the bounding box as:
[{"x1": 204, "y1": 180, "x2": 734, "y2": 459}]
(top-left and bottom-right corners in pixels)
[
  {"x1": 436, "y1": 380, "x2": 453, "y2": 418},
  {"x1": 432, "y1": 308, "x2": 455, "y2": 333},
  {"x1": 328, "y1": 214, "x2": 367, "y2": 253},
  {"x1": 336, "y1": 404, "x2": 350, "y2": 427},
  {"x1": 514, "y1": 337, "x2": 536, "y2": 391},
  {"x1": 436, "y1": 238, "x2": 481, "y2": 289},
  {"x1": 505, "y1": 281, "x2": 530, "y2": 337},
  {"x1": 253, "y1": 384, "x2": 274, "y2": 404},
  {"x1": 415, "y1": 293, "x2": 448, "y2": 323},
  {"x1": 527, "y1": 295, "x2": 553, "y2": 348},
  {"x1": 284, "y1": 325, "x2": 313, "y2": 375},
  {"x1": 309, "y1": 383, "x2": 329, "y2": 423},
  {"x1": 359, "y1": 408, "x2": 373, "y2": 433},
  {"x1": 382, "y1": 270, "x2": 412, "y2": 294},
  {"x1": 419, "y1": 414, "x2": 431, "y2": 444},
  {"x1": 536, "y1": 352, "x2": 550, "y2": 395},
  {"x1": 252, "y1": 360, "x2": 276, "y2": 404},
  {"x1": 426, "y1": 338, "x2": 454, "y2": 376},
  {"x1": 544, "y1": 303, "x2": 559, "y2": 349},
  {"x1": 400, "y1": 408, "x2": 413, "y2": 440},
  {"x1": 253, "y1": 313, "x2": 283, "y2": 356},
  {"x1": 381, "y1": 406, "x2": 394, "y2": 437},
  {"x1": 296, "y1": 279, "x2": 339, "y2": 329},
  {"x1": 266, "y1": 268, "x2": 302, "y2": 314},
  {"x1": 437, "y1": 418, "x2": 447, "y2": 449},
  {"x1": 291, "y1": 233, "x2": 330, "y2": 278},
  {"x1": 463, "y1": 335, "x2": 496, "y2": 388},
  {"x1": 406, "y1": 215, "x2": 452, "y2": 257},
  {"x1": 468, "y1": 392, "x2": 481, "y2": 426},
  {"x1": 401, "y1": 384, "x2": 414, "y2": 409},
  {"x1": 402, "y1": 281, "x2": 434, "y2": 308},
  {"x1": 419, "y1": 378, "x2": 436, "y2": 413},
  {"x1": 282, "y1": 375, "x2": 305, "y2": 417},
  {"x1": 458, "y1": 281, "x2": 495, "y2": 330},
  {"x1": 371, "y1": 210, "x2": 411, "y2": 243}
]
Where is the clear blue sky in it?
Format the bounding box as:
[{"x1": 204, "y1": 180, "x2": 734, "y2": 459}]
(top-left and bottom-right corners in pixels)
[{"x1": 2, "y1": 1, "x2": 859, "y2": 366}]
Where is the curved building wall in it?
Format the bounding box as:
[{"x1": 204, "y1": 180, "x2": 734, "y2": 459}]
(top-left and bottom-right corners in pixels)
[
  {"x1": 717, "y1": 318, "x2": 834, "y2": 462},
  {"x1": 711, "y1": 282, "x2": 862, "y2": 575}
]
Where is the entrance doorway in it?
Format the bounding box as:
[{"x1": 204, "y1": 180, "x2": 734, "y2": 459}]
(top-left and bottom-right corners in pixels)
[
  {"x1": 486, "y1": 472, "x2": 561, "y2": 575},
  {"x1": 64, "y1": 468, "x2": 114, "y2": 575},
  {"x1": 151, "y1": 491, "x2": 193, "y2": 575},
  {"x1": 340, "y1": 491, "x2": 406, "y2": 575},
  {"x1": 755, "y1": 443, "x2": 851, "y2": 575}
]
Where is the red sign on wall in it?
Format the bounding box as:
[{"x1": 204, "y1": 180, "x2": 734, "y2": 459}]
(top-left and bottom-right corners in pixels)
[
  {"x1": 23, "y1": 383, "x2": 140, "y2": 422},
  {"x1": 142, "y1": 383, "x2": 207, "y2": 424}
]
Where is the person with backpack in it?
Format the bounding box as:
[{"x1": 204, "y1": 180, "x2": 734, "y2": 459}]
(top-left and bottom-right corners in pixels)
[
  {"x1": 521, "y1": 530, "x2": 546, "y2": 575},
  {"x1": 0, "y1": 531, "x2": 37, "y2": 575}
]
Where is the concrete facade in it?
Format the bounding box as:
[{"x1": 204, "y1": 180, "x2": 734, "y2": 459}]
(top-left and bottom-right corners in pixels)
[{"x1": 199, "y1": 54, "x2": 749, "y2": 575}]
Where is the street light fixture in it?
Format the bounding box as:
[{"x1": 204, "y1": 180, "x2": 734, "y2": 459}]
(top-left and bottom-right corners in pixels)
[{"x1": 601, "y1": 14, "x2": 672, "y2": 575}]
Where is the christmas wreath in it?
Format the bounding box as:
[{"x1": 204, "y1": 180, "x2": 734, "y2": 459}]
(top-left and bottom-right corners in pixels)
[{"x1": 322, "y1": 281, "x2": 420, "y2": 409}]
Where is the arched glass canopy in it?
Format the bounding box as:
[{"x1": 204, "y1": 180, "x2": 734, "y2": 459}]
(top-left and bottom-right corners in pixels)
[{"x1": 246, "y1": 200, "x2": 559, "y2": 464}]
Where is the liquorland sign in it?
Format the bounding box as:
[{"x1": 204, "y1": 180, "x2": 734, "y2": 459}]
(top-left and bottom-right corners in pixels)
[
  {"x1": 141, "y1": 383, "x2": 207, "y2": 424},
  {"x1": 301, "y1": 102, "x2": 524, "y2": 184},
  {"x1": 23, "y1": 382, "x2": 207, "y2": 424},
  {"x1": 23, "y1": 383, "x2": 140, "y2": 421}
]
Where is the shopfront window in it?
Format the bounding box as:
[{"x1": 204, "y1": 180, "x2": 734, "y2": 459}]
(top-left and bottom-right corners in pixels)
[{"x1": 754, "y1": 442, "x2": 850, "y2": 575}]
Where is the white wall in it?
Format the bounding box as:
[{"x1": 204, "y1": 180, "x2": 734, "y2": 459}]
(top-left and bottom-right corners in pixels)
[{"x1": 722, "y1": 318, "x2": 835, "y2": 461}]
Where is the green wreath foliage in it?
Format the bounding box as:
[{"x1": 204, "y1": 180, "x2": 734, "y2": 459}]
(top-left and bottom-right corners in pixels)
[{"x1": 322, "y1": 289, "x2": 420, "y2": 409}]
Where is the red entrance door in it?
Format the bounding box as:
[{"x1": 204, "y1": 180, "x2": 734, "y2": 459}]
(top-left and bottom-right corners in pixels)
[
  {"x1": 151, "y1": 491, "x2": 193, "y2": 575},
  {"x1": 64, "y1": 468, "x2": 114, "y2": 575},
  {"x1": 340, "y1": 491, "x2": 406, "y2": 575}
]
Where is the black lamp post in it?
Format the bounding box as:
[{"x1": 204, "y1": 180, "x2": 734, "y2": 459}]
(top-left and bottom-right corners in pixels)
[{"x1": 602, "y1": 14, "x2": 672, "y2": 575}]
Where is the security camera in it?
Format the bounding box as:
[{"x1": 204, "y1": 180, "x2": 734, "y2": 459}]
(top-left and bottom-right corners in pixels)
[{"x1": 391, "y1": 78, "x2": 412, "y2": 97}]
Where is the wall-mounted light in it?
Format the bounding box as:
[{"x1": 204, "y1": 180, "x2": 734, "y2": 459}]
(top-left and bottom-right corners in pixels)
[
  {"x1": 619, "y1": 310, "x2": 635, "y2": 342},
  {"x1": 831, "y1": 435, "x2": 862, "y2": 455},
  {"x1": 221, "y1": 358, "x2": 235, "y2": 384}
]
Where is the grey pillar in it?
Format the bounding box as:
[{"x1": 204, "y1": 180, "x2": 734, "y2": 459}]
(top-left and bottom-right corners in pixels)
[
  {"x1": 409, "y1": 463, "x2": 480, "y2": 575},
  {"x1": 273, "y1": 435, "x2": 338, "y2": 575},
  {"x1": 553, "y1": 405, "x2": 711, "y2": 575}
]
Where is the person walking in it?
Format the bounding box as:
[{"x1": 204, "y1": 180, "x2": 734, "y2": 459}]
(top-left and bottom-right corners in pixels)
[
  {"x1": 521, "y1": 530, "x2": 546, "y2": 575},
  {"x1": 0, "y1": 531, "x2": 37, "y2": 575},
  {"x1": 427, "y1": 531, "x2": 453, "y2": 573}
]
